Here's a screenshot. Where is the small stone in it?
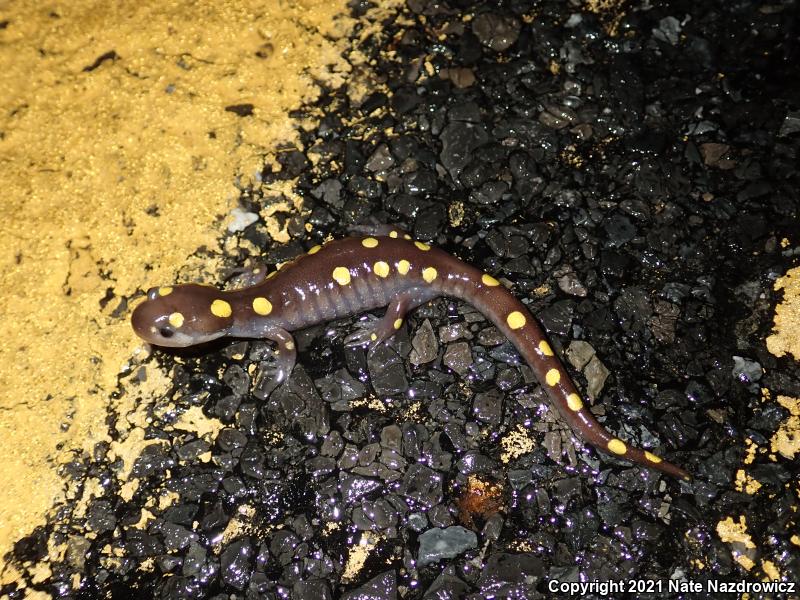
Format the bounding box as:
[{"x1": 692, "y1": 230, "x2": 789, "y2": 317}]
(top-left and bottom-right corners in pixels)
[
  {"x1": 475, "y1": 553, "x2": 545, "y2": 597},
  {"x1": 699, "y1": 143, "x2": 731, "y2": 166},
  {"x1": 176, "y1": 439, "x2": 210, "y2": 461},
  {"x1": 732, "y1": 356, "x2": 762, "y2": 384},
  {"x1": 400, "y1": 464, "x2": 443, "y2": 507},
  {"x1": 223, "y1": 364, "x2": 249, "y2": 396},
  {"x1": 408, "y1": 512, "x2": 427, "y2": 532},
  {"x1": 321, "y1": 430, "x2": 344, "y2": 457},
  {"x1": 473, "y1": 389, "x2": 503, "y2": 424},
  {"x1": 240, "y1": 445, "x2": 265, "y2": 479},
  {"x1": 227, "y1": 207, "x2": 259, "y2": 232},
  {"x1": 566, "y1": 340, "x2": 595, "y2": 371},
  {"x1": 65, "y1": 536, "x2": 91, "y2": 570},
  {"x1": 380, "y1": 425, "x2": 403, "y2": 451},
  {"x1": 439, "y1": 322, "x2": 471, "y2": 343},
  {"x1": 424, "y1": 573, "x2": 471, "y2": 598},
  {"x1": 439, "y1": 121, "x2": 489, "y2": 179},
  {"x1": 366, "y1": 143, "x2": 395, "y2": 172},
  {"x1": 341, "y1": 570, "x2": 397, "y2": 600},
  {"x1": 220, "y1": 538, "x2": 253, "y2": 590},
  {"x1": 86, "y1": 501, "x2": 116, "y2": 534},
  {"x1": 440, "y1": 67, "x2": 476, "y2": 88},
  {"x1": 477, "y1": 326, "x2": 505, "y2": 346},
  {"x1": 368, "y1": 344, "x2": 409, "y2": 395},
  {"x1": 603, "y1": 214, "x2": 637, "y2": 247},
  {"x1": 294, "y1": 580, "x2": 333, "y2": 600},
  {"x1": 340, "y1": 473, "x2": 382, "y2": 504},
  {"x1": 410, "y1": 319, "x2": 438, "y2": 365},
  {"x1": 584, "y1": 355, "x2": 610, "y2": 399},
  {"x1": 472, "y1": 13, "x2": 520, "y2": 51},
  {"x1": 161, "y1": 522, "x2": 198, "y2": 552},
  {"x1": 417, "y1": 526, "x2": 477, "y2": 566},
  {"x1": 556, "y1": 269, "x2": 588, "y2": 297},
  {"x1": 652, "y1": 16, "x2": 682, "y2": 45},
  {"x1": 182, "y1": 542, "x2": 207, "y2": 577},
  {"x1": 217, "y1": 428, "x2": 248, "y2": 452},
  {"x1": 779, "y1": 111, "x2": 800, "y2": 136},
  {"x1": 443, "y1": 342, "x2": 472, "y2": 376}
]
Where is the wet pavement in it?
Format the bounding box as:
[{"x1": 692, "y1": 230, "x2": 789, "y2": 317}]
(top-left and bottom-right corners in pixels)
[{"x1": 3, "y1": 0, "x2": 799, "y2": 597}]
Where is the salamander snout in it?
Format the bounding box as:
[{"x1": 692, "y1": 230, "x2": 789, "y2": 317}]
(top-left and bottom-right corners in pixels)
[{"x1": 131, "y1": 284, "x2": 231, "y2": 348}]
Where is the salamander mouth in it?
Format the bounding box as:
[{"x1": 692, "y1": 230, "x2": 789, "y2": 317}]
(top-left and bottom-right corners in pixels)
[{"x1": 148, "y1": 328, "x2": 198, "y2": 347}]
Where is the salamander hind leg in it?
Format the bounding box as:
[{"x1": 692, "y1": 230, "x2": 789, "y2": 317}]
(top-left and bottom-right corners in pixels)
[
  {"x1": 344, "y1": 314, "x2": 383, "y2": 348},
  {"x1": 549, "y1": 376, "x2": 692, "y2": 480},
  {"x1": 344, "y1": 289, "x2": 431, "y2": 351}
]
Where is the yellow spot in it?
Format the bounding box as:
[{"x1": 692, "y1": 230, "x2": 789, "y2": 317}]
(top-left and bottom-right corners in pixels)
[
  {"x1": 362, "y1": 237, "x2": 379, "y2": 248},
  {"x1": 545, "y1": 368, "x2": 560, "y2": 386},
  {"x1": 506, "y1": 311, "x2": 526, "y2": 329},
  {"x1": 422, "y1": 267, "x2": 437, "y2": 283},
  {"x1": 370, "y1": 333, "x2": 377, "y2": 341},
  {"x1": 374, "y1": 261, "x2": 390, "y2": 277},
  {"x1": 414, "y1": 241, "x2": 430, "y2": 251},
  {"x1": 211, "y1": 299, "x2": 232, "y2": 318},
  {"x1": 393, "y1": 318, "x2": 403, "y2": 330},
  {"x1": 266, "y1": 271, "x2": 278, "y2": 280},
  {"x1": 403, "y1": 234, "x2": 412, "y2": 240},
  {"x1": 285, "y1": 341, "x2": 295, "y2": 351},
  {"x1": 159, "y1": 286, "x2": 173, "y2": 296},
  {"x1": 332, "y1": 266, "x2": 351, "y2": 285},
  {"x1": 397, "y1": 259, "x2": 410, "y2": 275},
  {"x1": 168, "y1": 312, "x2": 184, "y2": 328},
  {"x1": 538, "y1": 341, "x2": 554, "y2": 356},
  {"x1": 566, "y1": 393, "x2": 583, "y2": 411},
  {"x1": 252, "y1": 297, "x2": 273, "y2": 316},
  {"x1": 308, "y1": 245, "x2": 321, "y2": 255},
  {"x1": 389, "y1": 231, "x2": 399, "y2": 238},
  {"x1": 608, "y1": 438, "x2": 627, "y2": 455},
  {"x1": 644, "y1": 451, "x2": 662, "y2": 464},
  {"x1": 481, "y1": 274, "x2": 499, "y2": 286}
]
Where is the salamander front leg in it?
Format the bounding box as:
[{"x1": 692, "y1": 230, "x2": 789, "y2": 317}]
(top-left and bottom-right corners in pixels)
[
  {"x1": 227, "y1": 264, "x2": 270, "y2": 288},
  {"x1": 252, "y1": 326, "x2": 297, "y2": 399},
  {"x1": 347, "y1": 221, "x2": 411, "y2": 239}
]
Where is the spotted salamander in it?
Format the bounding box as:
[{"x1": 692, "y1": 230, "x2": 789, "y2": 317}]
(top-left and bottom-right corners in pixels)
[{"x1": 131, "y1": 233, "x2": 691, "y2": 480}]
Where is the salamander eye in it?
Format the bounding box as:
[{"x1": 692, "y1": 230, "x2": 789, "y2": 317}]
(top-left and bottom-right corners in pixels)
[{"x1": 159, "y1": 327, "x2": 175, "y2": 338}]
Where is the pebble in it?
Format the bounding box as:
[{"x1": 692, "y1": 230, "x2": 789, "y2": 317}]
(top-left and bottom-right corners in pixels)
[
  {"x1": 410, "y1": 319, "x2": 438, "y2": 365},
  {"x1": 341, "y1": 571, "x2": 397, "y2": 600},
  {"x1": 471, "y1": 13, "x2": 520, "y2": 51},
  {"x1": 443, "y1": 342, "x2": 472, "y2": 376},
  {"x1": 417, "y1": 526, "x2": 477, "y2": 566},
  {"x1": 220, "y1": 538, "x2": 252, "y2": 590},
  {"x1": 732, "y1": 355, "x2": 762, "y2": 384},
  {"x1": 227, "y1": 207, "x2": 259, "y2": 232},
  {"x1": 400, "y1": 464, "x2": 443, "y2": 507}
]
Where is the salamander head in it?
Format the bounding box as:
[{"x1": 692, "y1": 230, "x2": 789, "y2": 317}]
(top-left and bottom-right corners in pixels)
[{"x1": 131, "y1": 284, "x2": 233, "y2": 348}]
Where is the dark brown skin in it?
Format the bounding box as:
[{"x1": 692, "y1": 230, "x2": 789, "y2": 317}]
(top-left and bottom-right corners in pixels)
[{"x1": 131, "y1": 234, "x2": 691, "y2": 480}]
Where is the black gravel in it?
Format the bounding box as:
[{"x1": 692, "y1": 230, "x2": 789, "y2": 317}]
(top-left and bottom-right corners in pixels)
[{"x1": 5, "y1": 0, "x2": 800, "y2": 598}]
